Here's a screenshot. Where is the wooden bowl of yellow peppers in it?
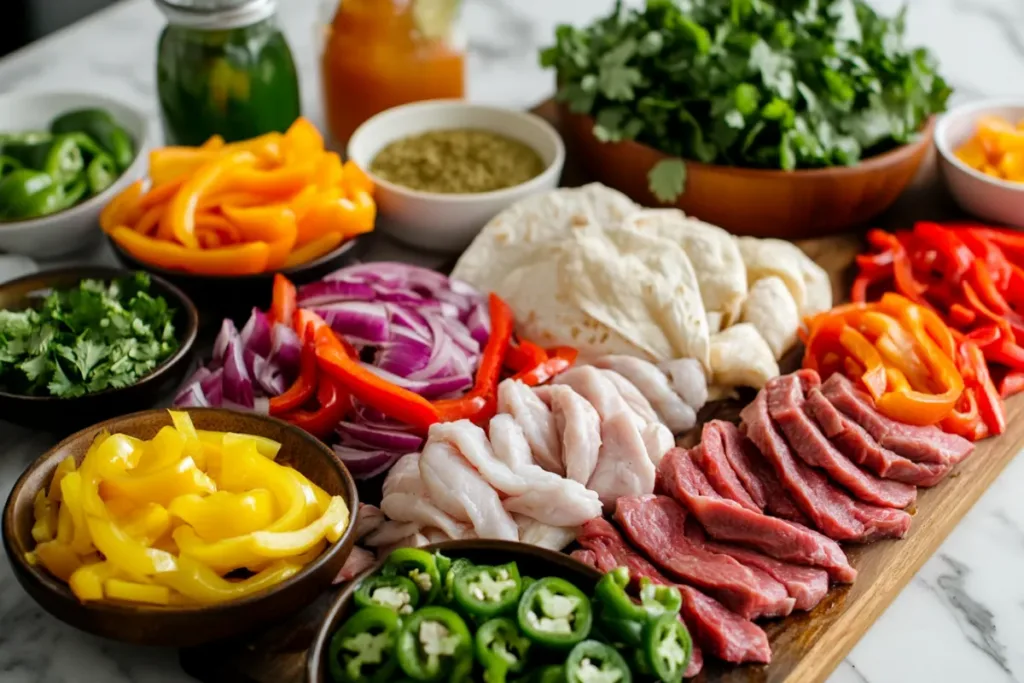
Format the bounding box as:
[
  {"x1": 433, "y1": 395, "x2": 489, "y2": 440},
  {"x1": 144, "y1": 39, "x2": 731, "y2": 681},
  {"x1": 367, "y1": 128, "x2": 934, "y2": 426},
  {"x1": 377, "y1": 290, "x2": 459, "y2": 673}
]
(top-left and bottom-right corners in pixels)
[{"x1": 1, "y1": 408, "x2": 359, "y2": 647}]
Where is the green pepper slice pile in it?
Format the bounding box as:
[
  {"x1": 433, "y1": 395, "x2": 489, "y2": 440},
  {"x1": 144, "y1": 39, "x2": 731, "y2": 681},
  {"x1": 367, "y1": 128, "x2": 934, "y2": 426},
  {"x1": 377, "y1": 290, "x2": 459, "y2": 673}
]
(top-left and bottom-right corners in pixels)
[
  {"x1": 395, "y1": 606, "x2": 473, "y2": 682},
  {"x1": 328, "y1": 606, "x2": 401, "y2": 683},
  {"x1": 475, "y1": 617, "x2": 531, "y2": 683},
  {"x1": 454, "y1": 562, "x2": 523, "y2": 619},
  {"x1": 441, "y1": 557, "x2": 474, "y2": 603},
  {"x1": 355, "y1": 575, "x2": 421, "y2": 615},
  {"x1": 642, "y1": 613, "x2": 692, "y2": 683},
  {"x1": 566, "y1": 640, "x2": 633, "y2": 683},
  {"x1": 517, "y1": 577, "x2": 592, "y2": 650},
  {"x1": 383, "y1": 548, "x2": 442, "y2": 604}
]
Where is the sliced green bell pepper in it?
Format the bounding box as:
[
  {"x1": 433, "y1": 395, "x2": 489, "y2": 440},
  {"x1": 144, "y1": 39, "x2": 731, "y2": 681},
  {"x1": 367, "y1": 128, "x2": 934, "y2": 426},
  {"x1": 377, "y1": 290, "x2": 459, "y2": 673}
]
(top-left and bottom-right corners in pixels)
[
  {"x1": 382, "y1": 548, "x2": 442, "y2": 604},
  {"x1": 60, "y1": 177, "x2": 89, "y2": 210},
  {"x1": 395, "y1": 606, "x2": 472, "y2": 682},
  {"x1": 354, "y1": 575, "x2": 420, "y2": 615},
  {"x1": 86, "y1": 152, "x2": 119, "y2": 195},
  {"x1": 475, "y1": 617, "x2": 531, "y2": 683},
  {"x1": 453, "y1": 562, "x2": 522, "y2": 620},
  {"x1": 441, "y1": 557, "x2": 474, "y2": 603},
  {"x1": 642, "y1": 612, "x2": 692, "y2": 683},
  {"x1": 0, "y1": 170, "x2": 64, "y2": 220},
  {"x1": 328, "y1": 606, "x2": 401, "y2": 683},
  {"x1": 565, "y1": 640, "x2": 632, "y2": 683},
  {"x1": 517, "y1": 577, "x2": 592, "y2": 650},
  {"x1": 0, "y1": 130, "x2": 51, "y2": 147},
  {"x1": 4, "y1": 135, "x2": 84, "y2": 186},
  {"x1": 0, "y1": 155, "x2": 21, "y2": 178},
  {"x1": 51, "y1": 108, "x2": 135, "y2": 170}
]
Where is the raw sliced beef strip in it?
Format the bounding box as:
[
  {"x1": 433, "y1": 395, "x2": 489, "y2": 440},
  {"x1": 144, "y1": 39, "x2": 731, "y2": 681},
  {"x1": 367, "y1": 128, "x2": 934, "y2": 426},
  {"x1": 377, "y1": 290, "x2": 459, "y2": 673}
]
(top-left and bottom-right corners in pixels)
[
  {"x1": 659, "y1": 448, "x2": 856, "y2": 583},
  {"x1": 740, "y1": 391, "x2": 912, "y2": 542},
  {"x1": 577, "y1": 518, "x2": 769, "y2": 666},
  {"x1": 692, "y1": 421, "x2": 761, "y2": 512},
  {"x1": 614, "y1": 495, "x2": 795, "y2": 619},
  {"x1": 766, "y1": 374, "x2": 917, "y2": 509},
  {"x1": 805, "y1": 387, "x2": 952, "y2": 487},
  {"x1": 820, "y1": 373, "x2": 973, "y2": 466},
  {"x1": 684, "y1": 519, "x2": 829, "y2": 611},
  {"x1": 716, "y1": 420, "x2": 810, "y2": 524}
]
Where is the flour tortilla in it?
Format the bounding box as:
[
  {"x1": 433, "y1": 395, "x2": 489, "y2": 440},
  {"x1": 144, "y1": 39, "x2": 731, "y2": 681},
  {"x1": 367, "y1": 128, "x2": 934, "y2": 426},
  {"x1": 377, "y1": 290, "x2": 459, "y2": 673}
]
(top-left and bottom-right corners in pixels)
[
  {"x1": 708, "y1": 323, "x2": 780, "y2": 390},
  {"x1": 621, "y1": 209, "x2": 748, "y2": 324},
  {"x1": 740, "y1": 276, "x2": 799, "y2": 359},
  {"x1": 736, "y1": 237, "x2": 832, "y2": 317},
  {"x1": 451, "y1": 183, "x2": 638, "y2": 294}
]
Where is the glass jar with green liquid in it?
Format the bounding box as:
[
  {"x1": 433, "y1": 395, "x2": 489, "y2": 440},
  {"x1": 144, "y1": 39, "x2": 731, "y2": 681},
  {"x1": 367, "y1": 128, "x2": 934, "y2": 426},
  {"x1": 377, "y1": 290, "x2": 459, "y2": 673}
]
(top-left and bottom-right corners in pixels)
[{"x1": 155, "y1": 0, "x2": 301, "y2": 146}]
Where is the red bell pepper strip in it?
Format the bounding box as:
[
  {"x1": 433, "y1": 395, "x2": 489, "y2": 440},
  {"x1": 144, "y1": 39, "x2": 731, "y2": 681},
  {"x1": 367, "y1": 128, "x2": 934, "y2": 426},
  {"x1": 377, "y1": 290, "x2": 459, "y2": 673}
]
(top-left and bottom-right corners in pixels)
[
  {"x1": 913, "y1": 222, "x2": 973, "y2": 282},
  {"x1": 957, "y1": 231, "x2": 1012, "y2": 290},
  {"x1": 962, "y1": 281, "x2": 1014, "y2": 339},
  {"x1": 280, "y1": 376, "x2": 351, "y2": 440},
  {"x1": 294, "y1": 308, "x2": 333, "y2": 344},
  {"x1": 941, "y1": 389, "x2": 987, "y2": 441},
  {"x1": 867, "y1": 229, "x2": 927, "y2": 301},
  {"x1": 986, "y1": 337, "x2": 1024, "y2": 371},
  {"x1": 268, "y1": 341, "x2": 318, "y2": 416},
  {"x1": 968, "y1": 259, "x2": 1011, "y2": 314},
  {"x1": 314, "y1": 326, "x2": 440, "y2": 431},
  {"x1": 963, "y1": 340, "x2": 1006, "y2": 436},
  {"x1": 269, "y1": 274, "x2": 297, "y2": 327},
  {"x1": 505, "y1": 340, "x2": 547, "y2": 373},
  {"x1": 947, "y1": 303, "x2": 977, "y2": 327},
  {"x1": 512, "y1": 347, "x2": 579, "y2": 387},
  {"x1": 965, "y1": 324, "x2": 1002, "y2": 348},
  {"x1": 998, "y1": 371, "x2": 1024, "y2": 398}
]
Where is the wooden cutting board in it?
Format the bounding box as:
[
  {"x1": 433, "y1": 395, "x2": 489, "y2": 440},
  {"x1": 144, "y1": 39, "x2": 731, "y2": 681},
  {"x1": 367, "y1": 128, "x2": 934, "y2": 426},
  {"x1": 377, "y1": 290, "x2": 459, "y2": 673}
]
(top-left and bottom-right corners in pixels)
[{"x1": 179, "y1": 100, "x2": 1023, "y2": 683}]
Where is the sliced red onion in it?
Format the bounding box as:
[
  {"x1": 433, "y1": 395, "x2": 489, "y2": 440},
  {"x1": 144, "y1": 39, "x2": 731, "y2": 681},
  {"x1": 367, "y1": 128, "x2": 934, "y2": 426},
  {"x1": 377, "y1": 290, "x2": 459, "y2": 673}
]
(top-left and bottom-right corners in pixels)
[
  {"x1": 439, "y1": 316, "x2": 480, "y2": 355},
  {"x1": 336, "y1": 422, "x2": 424, "y2": 452},
  {"x1": 387, "y1": 304, "x2": 431, "y2": 339},
  {"x1": 175, "y1": 383, "x2": 209, "y2": 407},
  {"x1": 240, "y1": 308, "x2": 272, "y2": 359},
  {"x1": 222, "y1": 340, "x2": 254, "y2": 409},
  {"x1": 360, "y1": 363, "x2": 471, "y2": 398},
  {"x1": 251, "y1": 354, "x2": 288, "y2": 396},
  {"x1": 212, "y1": 319, "x2": 239, "y2": 364},
  {"x1": 270, "y1": 323, "x2": 301, "y2": 371},
  {"x1": 314, "y1": 301, "x2": 390, "y2": 345},
  {"x1": 297, "y1": 280, "x2": 376, "y2": 306},
  {"x1": 465, "y1": 301, "x2": 490, "y2": 345},
  {"x1": 408, "y1": 316, "x2": 457, "y2": 381},
  {"x1": 375, "y1": 339, "x2": 431, "y2": 376},
  {"x1": 332, "y1": 444, "x2": 402, "y2": 478}
]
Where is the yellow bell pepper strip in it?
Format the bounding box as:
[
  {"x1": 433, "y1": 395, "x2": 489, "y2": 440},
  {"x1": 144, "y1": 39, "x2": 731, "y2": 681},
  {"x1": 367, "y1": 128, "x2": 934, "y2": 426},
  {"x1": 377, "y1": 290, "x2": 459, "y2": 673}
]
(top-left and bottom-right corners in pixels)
[
  {"x1": 167, "y1": 150, "x2": 256, "y2": 248},
  {"x1": 100, "y1": 456, "x2": 216, "y2": 507},
  {"x1": 59, "y1": 472, "x2": 93, "y2": 555},
  {"x1": 103, "y1": 497, "x2": 137, "y2": 519},
  {"x1": 110, "y1": 226, "x2": 271, "y2": 275},
  {"x1": 55, "y1": 498, "x2": 74, "y2": 544},
  {"x1": 100, "y1": 179, "x2": 144, "y2": 233},
  {"x1": 135, "y1": 426, "x2": 184, "y2": 473},
  {"x1": 104, "y1": 579, "x2": 171, "y2": 606},
  {"x1": 48, "y1": 456, "x2": 77, "y2": 503},
  {"x1": 168, "y1": 489, "x2": 277, "y2": 542},
  {"x1": 341, "y1": 159, "x2": 374, "y2": 197},
  {"x1": 118, "y1": 503, "x2": 173, "y2": 545},
  {"x1": 69, "y1": 561, "x2": 119, "y2": 602},
  {"x1": 86, "y1": 515, "x2": 178, "y2": 580},
  {"x1": 173, "y1": 496, "x2": 347, "y2": 572},
  {"x1": 169, "y1": 410, "x2": 206, "y2": 470},
  {"x1": 34, "y1": 541, "x2": 83, "y2": 582},
  {"x1": 284, "y1": 232, "x2": 344, "y2": 269},
  {"x1": 196, "y1": 430, "x2": 282, "y2": 460},
  {"x1": 217, "y1": 440, "x2": 307, "y2": 532},
  {"x1": 291, "y1": 468, "x2": 332, "y2": 515},
  {"x1": 157, "y1": 555, "x2": 301, "y2": 605},
  {"x1": 31, "y1": 490, "x2": 57, "y2": 543}
]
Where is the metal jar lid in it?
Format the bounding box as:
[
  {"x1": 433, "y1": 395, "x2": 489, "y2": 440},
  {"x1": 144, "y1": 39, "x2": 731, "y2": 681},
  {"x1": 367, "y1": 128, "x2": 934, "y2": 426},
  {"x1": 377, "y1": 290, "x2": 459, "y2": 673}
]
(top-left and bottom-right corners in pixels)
[{"x1": 155, "y1": 0, "x2": 277, "y2": 30}]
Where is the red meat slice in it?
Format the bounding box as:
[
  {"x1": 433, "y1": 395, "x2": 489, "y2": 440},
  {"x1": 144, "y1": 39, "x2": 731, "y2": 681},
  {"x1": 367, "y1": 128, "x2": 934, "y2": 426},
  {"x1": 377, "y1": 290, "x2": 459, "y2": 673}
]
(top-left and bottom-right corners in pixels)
[
  {"x1": 683, "y1": 519, "x2": 829, "y2": 611},
  {"x1": 659, "y1": 447, "x2": 856, "y2": 583},
  {"x1": 740, "y1": 390, "x2": 912, "y2": 542},
  {"x1": 767, "y1": 374, "x2": 917, "y2": 509},
  {"x1": 570, "y1": 549, "x2": 597, "y2": 566},
  {"x1": 692, "y1": 421, "x2": 761, "y2": 512},
  {"x1": 717, "y1": 420, "x2": 810, "y2": 524},
  {"x1": 577, "y1": 518, "x2": 770, "y2": 665},
  {"x1": 820, "y1": 373, "x2": 973, "y2": 466},
  {"x1": 614, "y1": 495, "x2": 795, "y2": 619},
  {"x1": 805, "y1": 387, "x2": 952, "y2": 487}
]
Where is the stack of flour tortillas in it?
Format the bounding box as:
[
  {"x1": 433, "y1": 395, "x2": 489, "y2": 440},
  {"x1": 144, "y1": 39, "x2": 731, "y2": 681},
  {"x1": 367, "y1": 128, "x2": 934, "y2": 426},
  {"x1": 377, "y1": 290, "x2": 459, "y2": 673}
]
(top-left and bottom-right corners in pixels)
[{"x1": 451, "y1": 183, "x2": 832, "y2": 398}]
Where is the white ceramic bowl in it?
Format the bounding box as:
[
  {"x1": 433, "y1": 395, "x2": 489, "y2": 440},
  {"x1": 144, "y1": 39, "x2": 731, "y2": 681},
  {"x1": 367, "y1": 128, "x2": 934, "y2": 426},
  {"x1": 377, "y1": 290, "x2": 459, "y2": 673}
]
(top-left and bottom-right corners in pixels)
[
  {"x1": 935, "y1": 98, "x2": 1024, "y2": 228},
  {"x1": 0, "y1": 92, "x2": 150, "y2": 258},
  {"x1": 347, "y1": 100, "x2": 565, "y2": 252}
]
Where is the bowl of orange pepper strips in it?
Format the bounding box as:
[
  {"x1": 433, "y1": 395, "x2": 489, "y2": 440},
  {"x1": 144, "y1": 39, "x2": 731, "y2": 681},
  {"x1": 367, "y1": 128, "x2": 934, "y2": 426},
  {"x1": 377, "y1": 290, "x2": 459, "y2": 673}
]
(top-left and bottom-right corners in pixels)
[{"x1": 99, "y1": 118, "x2": 374, "y2": 314}]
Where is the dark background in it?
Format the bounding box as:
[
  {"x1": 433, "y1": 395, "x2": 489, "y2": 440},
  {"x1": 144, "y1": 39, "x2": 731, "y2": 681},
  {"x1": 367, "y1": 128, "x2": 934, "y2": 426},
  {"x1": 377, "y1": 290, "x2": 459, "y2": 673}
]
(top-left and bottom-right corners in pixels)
[{"x1": 1, "y1": 0, "x2": 118, "y2": 57}]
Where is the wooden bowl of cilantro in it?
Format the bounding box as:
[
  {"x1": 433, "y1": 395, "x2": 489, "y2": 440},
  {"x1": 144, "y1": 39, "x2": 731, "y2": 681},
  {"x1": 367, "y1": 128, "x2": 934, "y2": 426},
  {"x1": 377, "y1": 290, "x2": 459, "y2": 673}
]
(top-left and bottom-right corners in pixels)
[
  {"x1": 0, "y1": 267, "x2": 198, "y2": 431},
  {"x1": 542, "y1": 0, "x2": 949, "y2": 238}
]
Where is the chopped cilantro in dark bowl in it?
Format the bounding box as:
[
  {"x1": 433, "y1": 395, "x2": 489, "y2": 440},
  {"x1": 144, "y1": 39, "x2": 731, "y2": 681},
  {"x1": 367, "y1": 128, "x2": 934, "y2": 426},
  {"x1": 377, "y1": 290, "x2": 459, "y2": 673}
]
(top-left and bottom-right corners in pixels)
[
  {"x1": 542, "y1": 0, "x2": 950, "y2": 237},
  {"x1": 0, "y1": 268, "x2": 198, "y2": 432}
]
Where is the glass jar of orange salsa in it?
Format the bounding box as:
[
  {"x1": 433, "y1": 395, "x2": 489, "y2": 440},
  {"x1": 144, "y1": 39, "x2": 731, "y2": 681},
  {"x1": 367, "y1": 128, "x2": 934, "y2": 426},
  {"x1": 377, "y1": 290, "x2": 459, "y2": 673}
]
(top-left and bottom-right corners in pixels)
[{"x1": 319, "y1": 0, "x2": 466, "y2": 147}]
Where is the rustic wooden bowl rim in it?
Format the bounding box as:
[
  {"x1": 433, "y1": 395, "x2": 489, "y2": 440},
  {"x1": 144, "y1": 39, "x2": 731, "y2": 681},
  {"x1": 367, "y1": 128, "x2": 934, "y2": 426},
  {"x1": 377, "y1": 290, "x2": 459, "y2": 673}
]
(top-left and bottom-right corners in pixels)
[
  {"x1": 2, "y1": 407, "x2": 360, "y2": 620},
  {"x1": 567, "y1": 108, "x2": 936, "y2": 180},
  {"x1": 304, "y1": 539, "x2": 602, "y2": 683},
  {"x1": 0, "y1": 266, "x2": 199, "y2": 403}
]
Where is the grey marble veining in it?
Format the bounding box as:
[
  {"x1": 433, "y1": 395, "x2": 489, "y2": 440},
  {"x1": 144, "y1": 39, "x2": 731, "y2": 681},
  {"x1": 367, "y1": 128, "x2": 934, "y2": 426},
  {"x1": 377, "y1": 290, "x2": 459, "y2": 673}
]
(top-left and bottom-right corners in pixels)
[{"x1": 1, "y1": 0, "x2": 1024, "y2": 681}]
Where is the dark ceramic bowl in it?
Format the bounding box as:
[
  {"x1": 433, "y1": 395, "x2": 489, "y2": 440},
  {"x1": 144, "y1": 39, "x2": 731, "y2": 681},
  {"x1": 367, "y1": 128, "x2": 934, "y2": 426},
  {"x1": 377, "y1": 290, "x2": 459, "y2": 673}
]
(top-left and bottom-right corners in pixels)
[
  {"x1": 560, "y1": 105, "x2": 934, "y2": 239},
  {"x1": 305, "y1": 540, "x2": 602, "y2": 683},
  {"x1": 0, "y1": 267, "x2": 198, "y2": 432},
  {"x1": 108, "y1": 233, "x2": 371, "y2": 324},
  {"x1": 2, "y1": 408, "x2": 359, "y2": 647}
]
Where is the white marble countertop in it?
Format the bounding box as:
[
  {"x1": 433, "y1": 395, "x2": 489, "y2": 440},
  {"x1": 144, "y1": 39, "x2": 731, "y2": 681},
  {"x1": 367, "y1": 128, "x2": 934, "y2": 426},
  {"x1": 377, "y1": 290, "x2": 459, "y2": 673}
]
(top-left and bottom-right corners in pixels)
[{"x1": 1, "y1": 0, "x2": 1024, "y2": 681}]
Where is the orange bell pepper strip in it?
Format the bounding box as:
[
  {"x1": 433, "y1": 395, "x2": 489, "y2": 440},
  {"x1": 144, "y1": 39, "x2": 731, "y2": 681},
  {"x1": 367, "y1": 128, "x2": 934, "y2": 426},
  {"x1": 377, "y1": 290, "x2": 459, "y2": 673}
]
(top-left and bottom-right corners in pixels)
[
  {"x1": 199, "y1": 191, "x2": 268, "y2": 211},
  {"x1": 196, "y1": 229, "x2": 223, "y2": 249},
  {"x1": 201, "y1": 134, "x2": 225, "y2": 150},
  {"x1": 315, "y1": 153, "x2": 344, "y2": 190},
  {"x1": 149, "y1": 148, "x2": 225, "y2": 186},
  {"x1": 269, "y1": 274, "x2": 298, "y2": 327},
  {"x1": 314, "y1": 325, "x2": 440, "y2": 431},
  {"x1": 282, "y1": 117, "x2": 324, "y2": 161},
  {"x1": 290, "y1": 185, "x2": 319, "y2": 224},
  {"x1": 110, "y1": 226, "x2": 271, "y2": 275},
  {"x1": 804, "y1": 317, "x2": 888, "y2": 400},
  {"x1": 284, "y1": 232, "x2": 345, "y2": 269},
  {"x1": 139, "y1": 178, "x2": 184, "y2": 211},
  {"x1": 100, "y1": 180, "x2": 144, "y2": 233},
  {"x1": 196, "y1": 213, "x2": 242, "y2": 244},
  {"x1": 297, "y1": 190, "x2": 376, "y2": 244},
  {"x1": 134, "y1": 204, "x2": 164, "y2": 236},
  {"x1": 341, "y1": 160, "x2": 374, "y2": 197},
  {"x1": 167, "y1": 151, "x2": 256, "y2": 249},
  {"x1": 221, "y1": 203, "x2": 296, "y2": 242},
  {"x1": 221, "y1": 161, "x2": 318, "y2": 198},
  {"x1": 221, "y1": 132, "x2": 284, "y2": 163}
]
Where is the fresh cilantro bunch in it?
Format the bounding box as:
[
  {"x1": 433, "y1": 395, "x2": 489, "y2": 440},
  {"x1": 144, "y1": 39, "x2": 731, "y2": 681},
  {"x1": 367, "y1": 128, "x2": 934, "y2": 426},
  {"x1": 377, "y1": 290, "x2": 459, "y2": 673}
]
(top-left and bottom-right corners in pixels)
[
  {"x1": 540, "y1": 0, "x2": 951, "y2": 202},
  {"x1": 0, "y1": 273, "x2": 179, "y2": 398}
]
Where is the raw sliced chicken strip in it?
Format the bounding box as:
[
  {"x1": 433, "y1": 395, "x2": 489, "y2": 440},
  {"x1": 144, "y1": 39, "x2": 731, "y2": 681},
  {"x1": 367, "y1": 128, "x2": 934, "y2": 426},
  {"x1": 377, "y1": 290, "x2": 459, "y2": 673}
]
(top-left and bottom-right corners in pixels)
[
  {"x1": 380, "y1": 454, "x2": 472, "y2": 540},
  {"x1": 660, "y1": 357, "x2": 709, "y2": 411},
  {"x1": 513, "y1": 514, "x2": 577, "y2": 551},
  {"x1": 497, "y1": 379, "x2": 563, "y2": 475},
  {"x1": 552, "y1": 366, "x2": 634, "y2": 421},
  {"x1": 363, "y1": 520, "x2": 420, "y2": 547},
  {"x1": 428, "y1": 420, "x2": 527, "y2": 494},
  {"x1": 490, "y1": 414, "x2": 603, "y2": 527},
  {"x1": 594, "y1": 355, "x2": 697, "y2": 433},
  {"x1": 598, "y1": 369, "x2": 675, "y2": 465},
  {"x1": 419, "y1": 440, "x2": 519, "y2": 541},
  {"x1": 587, "y1": 411, "x2": 657, "y2": 510},
  {"x1": 544, "y1": 385, "x2": 602, "y2": 485}
]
